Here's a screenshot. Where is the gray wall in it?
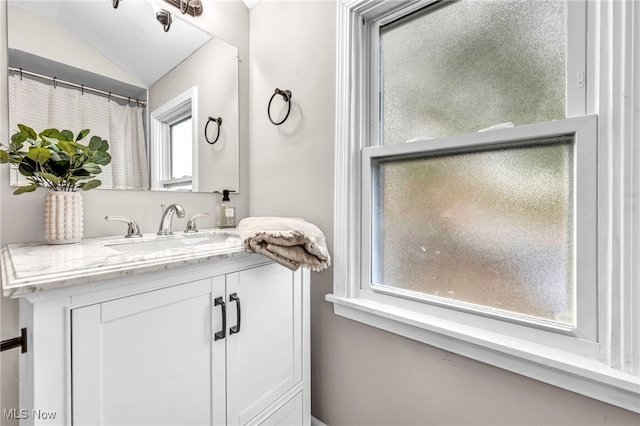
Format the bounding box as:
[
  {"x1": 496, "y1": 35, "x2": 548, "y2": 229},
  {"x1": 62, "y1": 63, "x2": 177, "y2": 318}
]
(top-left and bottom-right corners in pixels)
[{"x1": 248, "y1": 1, "x2": 640, "y2": 424}]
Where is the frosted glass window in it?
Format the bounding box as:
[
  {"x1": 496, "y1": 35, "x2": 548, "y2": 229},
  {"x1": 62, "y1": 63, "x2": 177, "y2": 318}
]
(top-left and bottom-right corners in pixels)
[
  {"x1": 372, "y1": 137, "x2": 574, "y2": 325},
  {"x1": 380, "y1": 0, "x2": 567, "y2": 145},
  {"x1": 170, "y1": 117, "x2": 192, "y2": 179}
]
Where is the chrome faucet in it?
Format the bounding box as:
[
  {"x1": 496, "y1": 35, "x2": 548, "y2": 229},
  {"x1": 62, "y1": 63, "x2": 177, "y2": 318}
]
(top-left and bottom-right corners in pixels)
[
  {"x1": 185, "y1": 212, "x2": 209, "y2": 233},
  {"x1": 157, "y1": 204, "x2": 185, "y2": 235},
  {"x1": 105, "y1": 216, "x2": 143, "y2": 238}
]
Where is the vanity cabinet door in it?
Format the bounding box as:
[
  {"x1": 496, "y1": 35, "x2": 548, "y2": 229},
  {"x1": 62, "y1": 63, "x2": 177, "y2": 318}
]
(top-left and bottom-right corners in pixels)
[
  {"x1": 225, "y1": 263, "x2": 304, "y2": 426},
  {"x1": 71, "y1": 277, "x2": 227, "y2": 426}
]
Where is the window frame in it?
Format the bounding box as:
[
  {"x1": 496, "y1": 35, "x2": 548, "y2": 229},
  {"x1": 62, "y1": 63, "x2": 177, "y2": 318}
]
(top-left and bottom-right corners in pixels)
[
  {"x1": 328, "y1": 0, "x2": 640, "y2": 413},
  {"x1": 369, "y1": 0, "x2": 588, "y2": 146},
  {"x1": 362, "y1": 117, "x2": 598, "y2": 346},
  {"x1": 150, "y1": 87, "x2": 199, "y2": 191}
]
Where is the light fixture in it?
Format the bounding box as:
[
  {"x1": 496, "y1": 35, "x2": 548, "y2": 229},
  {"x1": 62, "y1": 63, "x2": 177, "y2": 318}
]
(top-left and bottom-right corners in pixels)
[
  {"x1": 179, "y1": 0, "x2": 188, "y2": 14},
  {"x1": 163, "y1": 0, "x2": 203, "y2": 16}
]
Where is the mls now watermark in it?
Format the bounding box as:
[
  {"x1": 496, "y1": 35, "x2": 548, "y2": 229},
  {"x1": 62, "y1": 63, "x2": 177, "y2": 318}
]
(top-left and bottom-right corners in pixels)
[{"x1": 4, "y1": 409, "x2": 57, "y2": 420}]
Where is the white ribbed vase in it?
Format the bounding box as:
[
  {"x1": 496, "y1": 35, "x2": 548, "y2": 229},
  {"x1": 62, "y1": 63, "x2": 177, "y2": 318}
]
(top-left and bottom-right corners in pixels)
[{"x1": 44, "y1": 191, "x2": 84, "y2": 244}]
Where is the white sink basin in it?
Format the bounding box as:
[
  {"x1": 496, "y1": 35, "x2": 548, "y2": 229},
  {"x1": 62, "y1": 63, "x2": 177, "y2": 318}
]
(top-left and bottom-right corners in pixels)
[{"x1": 105, "y1": 232, "x2": 242, "y2": 255}]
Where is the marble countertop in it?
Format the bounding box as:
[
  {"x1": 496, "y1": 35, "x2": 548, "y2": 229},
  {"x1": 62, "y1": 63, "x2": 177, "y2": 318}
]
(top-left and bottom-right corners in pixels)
[{"x1": 1, "y1": 229, "x2": 247, "y2": 297}]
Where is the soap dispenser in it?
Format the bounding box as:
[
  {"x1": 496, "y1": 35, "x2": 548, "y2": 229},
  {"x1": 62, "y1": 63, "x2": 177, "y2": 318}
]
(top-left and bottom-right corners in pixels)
[{"x1": 216, "y1": 190, "x2": 236, "y2": 228}]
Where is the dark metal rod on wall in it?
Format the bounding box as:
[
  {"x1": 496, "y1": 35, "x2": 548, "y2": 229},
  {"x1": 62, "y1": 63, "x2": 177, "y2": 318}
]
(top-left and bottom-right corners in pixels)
[
  {"x1": 8, "y1": 67, "x2": 147, "y2": 107},
  {"x1": 0, "y1": 328, "x2": 27, "y2": 354}
]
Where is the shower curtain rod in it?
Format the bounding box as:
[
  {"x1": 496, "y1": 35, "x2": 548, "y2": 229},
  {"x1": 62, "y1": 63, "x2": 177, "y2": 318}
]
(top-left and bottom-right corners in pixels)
[{"x1": 8, "y1": 67, "x2": 147, "y2": 107}]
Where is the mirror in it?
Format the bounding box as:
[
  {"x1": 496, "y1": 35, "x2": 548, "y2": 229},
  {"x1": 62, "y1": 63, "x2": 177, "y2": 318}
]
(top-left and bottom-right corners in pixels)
[{"x1": 7, "y1": 0, "x2": 240, "y2": 193}]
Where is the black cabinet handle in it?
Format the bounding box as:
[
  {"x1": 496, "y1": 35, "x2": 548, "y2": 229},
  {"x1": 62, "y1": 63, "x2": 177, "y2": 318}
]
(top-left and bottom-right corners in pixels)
[
  {"x1": 0, "y1": 328, "x2": 27, "y2": 353},
  {"x1": 214, "y1": 297, "x2": 226, "y2": 341},
  {"x1": 229, "y1": 293, "x2": 241, "y2": 335}
]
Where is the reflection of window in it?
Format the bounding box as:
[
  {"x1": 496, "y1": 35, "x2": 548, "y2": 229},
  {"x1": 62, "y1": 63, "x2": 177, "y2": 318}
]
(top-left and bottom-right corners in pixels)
[
  {"x1": 168, "y1": 116, "x2": 193, "y2": 187},
  {"x1": 151, "y1": 87, "x2": 198, "y2": 191},
  {"x1": 329, "y1": 0, "x2": 640, "y2": 412}
]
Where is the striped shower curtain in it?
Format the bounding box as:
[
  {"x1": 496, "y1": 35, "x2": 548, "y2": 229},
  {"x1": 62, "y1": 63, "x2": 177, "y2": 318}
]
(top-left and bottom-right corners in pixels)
[{"x1": 8, "y1": 73, "x2": 150, "y2": 190}]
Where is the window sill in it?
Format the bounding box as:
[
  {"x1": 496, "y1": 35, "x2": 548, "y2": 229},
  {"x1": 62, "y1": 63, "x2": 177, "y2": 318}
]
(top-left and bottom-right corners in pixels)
[{"x1": 325, "y1": 293, "x2": 640, "y2": 413}]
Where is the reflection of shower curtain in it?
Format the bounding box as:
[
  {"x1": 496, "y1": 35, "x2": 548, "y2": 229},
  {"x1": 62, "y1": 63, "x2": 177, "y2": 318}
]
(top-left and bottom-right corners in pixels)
[{"x1": 8, "y1": 74, "x2": 149, "y2": 190}]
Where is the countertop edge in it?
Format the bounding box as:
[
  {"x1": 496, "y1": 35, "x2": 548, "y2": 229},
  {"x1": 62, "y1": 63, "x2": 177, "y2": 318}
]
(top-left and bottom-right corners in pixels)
[{"x1": 1, "y1": 236, "x2": 249, "y2": 298}]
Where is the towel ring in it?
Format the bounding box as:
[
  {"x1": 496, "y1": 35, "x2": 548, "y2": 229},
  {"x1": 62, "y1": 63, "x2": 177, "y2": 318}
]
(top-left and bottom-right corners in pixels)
[
  {"x1": 205, "y1": 117, "x2": 223, "y2": 144},
  {"x1": 156, "y1": 9, "x2": 172, "y2": 32},
  {"x1": 268, "y1": 88, "x2": 292, "y2": 125}
]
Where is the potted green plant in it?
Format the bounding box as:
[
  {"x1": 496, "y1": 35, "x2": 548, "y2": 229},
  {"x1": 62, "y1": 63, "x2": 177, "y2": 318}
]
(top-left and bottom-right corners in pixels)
[{"x1": 0, "y1": 124, "x2": 111, "y2": 244}]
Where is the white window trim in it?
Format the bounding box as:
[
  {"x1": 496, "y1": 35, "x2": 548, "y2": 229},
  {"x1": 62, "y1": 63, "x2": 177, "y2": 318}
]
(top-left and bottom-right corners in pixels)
[
  {"x1": 150, "y1": 87, "x2": 198, "y2": 191},
  {"x1": 362, "y1": 117, "x2": 598, "y2": 345},
  {"x1": 327, "y1": 0, "x2": 640, "y2": 413}
]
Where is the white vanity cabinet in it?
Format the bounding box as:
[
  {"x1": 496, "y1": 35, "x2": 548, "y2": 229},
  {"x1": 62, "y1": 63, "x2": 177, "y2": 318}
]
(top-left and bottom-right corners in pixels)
[
  {"x1": 15, "y1": 255, "x2": 310, "y2": 426},
  {"x1": 71, "y1": 277, "x2": 227, "y2": 425}
]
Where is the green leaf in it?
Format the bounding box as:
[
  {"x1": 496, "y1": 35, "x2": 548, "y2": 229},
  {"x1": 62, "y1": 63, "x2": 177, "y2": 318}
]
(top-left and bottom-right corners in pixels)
[
  {"x1": 80, "y1": 179, "x2": 101, "y2": 191},
  {"x1": 17, "y1": 124, "x2": 37, "y2": 141},
  {"x1": 91, "y1": 151, "x2": 111, "y2": 166},
  {"x1": 73, "y1": 141, "x2": 89, "y2": 152},
  {"x1": 57, "y1": 141, "x2": 78, "y2": 155},
  {"x1": 0, "y1": 150, "x2": 10, "y2": 163},
  {"x1": 72, "y1": 168, "x2": 91, "y2": 177},
  {"x1": 40, "y1": 128, "x2": 62, "y2": 140},
  {"x1": 13, "y1": 184, "x2": 38, "y2": 195},
  {"x1": 49, "y1": 151, "x2": 63, "y2": 162},
  {"x1": 6, "y1": 154, "x2": 21, "y2": 165},
  {"x1": 26, "y1": 147, "x2": 51, "y2": 164},
  {"x1": 85, "y1": 137, "x2": 108, "y2": 153},
  {"x1": 82, "y1": 164, "x2": 102, "y2": 174},
  {"x1": 35, "y1": 172, "x2": 61, "y2": 184},
  {"x1": 40, "y1": 135, "x2": 60, "y2": 146},
  {"x1": 18, "y1": 159, "x2": 36, "y2": 176},
  {"x1": 11, "y1": 132, "x2": 27, "y2": 148},
  {"x1": 88, "y1": 136, "x2": 105, "y2": 151},
  {"x1": 48, "y1": 162, "x2": 70, "y2": 178},
  {"x1": 76, "y1": 129, "x2": 90, "y2": 142},
  {"x1": 60, "y1": 130, "x2": 74, "y2": 142}
]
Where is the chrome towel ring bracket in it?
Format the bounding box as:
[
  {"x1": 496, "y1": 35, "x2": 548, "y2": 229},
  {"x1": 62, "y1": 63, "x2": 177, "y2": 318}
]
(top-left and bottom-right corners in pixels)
[
  {"x1": 156, "y1": 9, "x2": 172, "y2": 32},
  {"x1": 205, "y1": 117, "x2": 223, "y2": 144},
  {"x1": 268, "y1": 88, "x2": 292, "y2": 125}
]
